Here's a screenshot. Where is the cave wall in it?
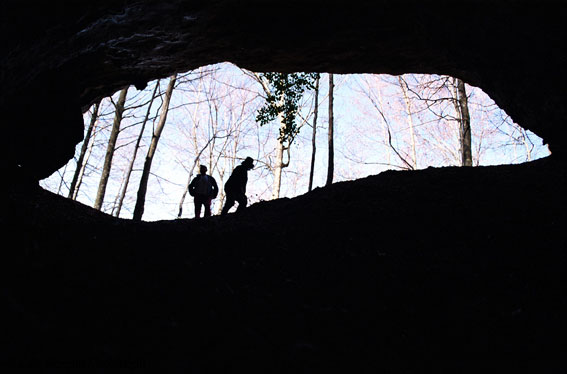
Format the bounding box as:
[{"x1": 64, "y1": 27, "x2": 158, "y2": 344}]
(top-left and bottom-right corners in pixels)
[{"x1": 1, "y1": 0, "x2": 565, "y2": 180}]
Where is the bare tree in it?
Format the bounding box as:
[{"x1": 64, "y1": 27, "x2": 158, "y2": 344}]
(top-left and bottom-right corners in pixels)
[
  {"x1": 176, "y1": 70, "x2": 220, "y2": 218},
  {"x1": 68, "y1": 101, "x2": 100, "y2": 199},
  {"x1": 115, "y1": 79, "x2": 161, "y2": 217},
  {"x1": 133, "y1": 74, "x2": 177, "y2": 221},
  {"x1": 271, "y1": 100, "x2": 288, "y2": 199},
  {"x1": 56, "y1": 163, "x2": 69, "y2": 195},
  {"x1": 94, "y1": 87, "x2": 128, "y2": 210},
  {"x1": 451, "y1": 78, "x2": 472, "y2": 166},
  {"x1": 398, "y1": 76, "x2": 418, "y2": 169},
  {"x1": 308, "y1": 75, "x2": 320, "y2": 192},
  {"x1": 400, "y1": 75, "x2": 473, "y2": 166},
  {"x1": 354, "y1": 74, "x2": 429, "y2": 170},
  {"x1": 377, "y1": 86, "x2": 415, "y2": 170},
  {"x1": 326, "y1": 73, "x2": 334, "y2": 186},
  {"x1": 71, "y1": 116, "x2": 102, "y2": 200},
  {"x1": 38, "y1": 64, "x2": 551, "y2": 221}
]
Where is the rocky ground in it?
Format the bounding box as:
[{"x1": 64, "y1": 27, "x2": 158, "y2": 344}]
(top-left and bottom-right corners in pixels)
[{"x1": 2, "y1": 156, "x2": 565, "y2": 370}]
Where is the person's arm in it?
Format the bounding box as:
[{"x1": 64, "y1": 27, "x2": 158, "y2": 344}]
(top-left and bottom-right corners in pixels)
[
  {"x1": 210, "y1": 177, "x2": 219, "y2": 198},
  {"x1": 188, "y1": 176, "x2": 198, "y2": 196}
]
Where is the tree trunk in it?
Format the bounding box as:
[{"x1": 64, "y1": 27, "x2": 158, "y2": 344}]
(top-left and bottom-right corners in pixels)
[
  {"x1": 326, "y1": 73, "x2": 334, "y2": 186},
  {"x1": 272, "y1": 109, "x2": 286, "y2": 200},
  {"x1": 115, "y1": 80, "x2": 160, "y2": 217},
  {"x1": 271, "y1": 95, "x2": 287, "y2": 200},
  {"x1": 69, "y1": 101, "x2": 100, "y2": 199},
  {"x1": 94, "y1": 88, "x2": 128, "y2": 210},
  {"x1": 454, "y1": 78, "x2": 472, "y2": 166},
  {"x1": 57, "y1": 164, "x2": 69, "y2": 195},
  {"x1": 73, "y1": 123, "x2": 99, "y2": 200},
  {"x1": 308, "y1": 76, "x2": 320, "y2": 192},
  {"x1": 133, "y1": 74, "x2": 177, "y2": 221}
]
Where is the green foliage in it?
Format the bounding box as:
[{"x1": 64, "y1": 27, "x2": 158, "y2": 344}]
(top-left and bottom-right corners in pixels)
[{"x1": 256, "y1": 72, "x2": 319, "y2": 144}]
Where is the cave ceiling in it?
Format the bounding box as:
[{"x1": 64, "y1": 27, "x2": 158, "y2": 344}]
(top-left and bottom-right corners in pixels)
[{"x1": 1, "y1": 0, "x2": 565, "y2": 180}]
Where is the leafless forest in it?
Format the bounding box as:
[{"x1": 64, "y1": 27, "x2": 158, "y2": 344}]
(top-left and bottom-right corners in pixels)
[{"x1": 40, "y1": 63, "x2": 549, "y2": 221}]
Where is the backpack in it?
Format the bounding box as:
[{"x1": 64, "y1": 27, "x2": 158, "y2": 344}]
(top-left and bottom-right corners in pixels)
[{"x1": 194, "y1": 175, "x2": 212, "y2": 196}]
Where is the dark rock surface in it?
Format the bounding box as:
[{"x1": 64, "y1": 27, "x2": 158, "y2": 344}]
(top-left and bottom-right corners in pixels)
[
  {"x1": 1, "y1": 0, "x2": 565, "y2": 179},
  {"x1": 1, "y1": 0, "x2": 565, "y2": 369},
  {"x1": 2, "y1": 157, "x2": 565, "y2": 369}
]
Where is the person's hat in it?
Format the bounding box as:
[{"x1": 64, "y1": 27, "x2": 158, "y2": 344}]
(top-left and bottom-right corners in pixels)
[{"x1": 243, "y1": 157, "x2": 254, "y2": 167}]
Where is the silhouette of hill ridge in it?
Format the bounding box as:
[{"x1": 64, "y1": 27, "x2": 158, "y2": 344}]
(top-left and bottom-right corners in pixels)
[{"x1": 2, "y1": 157, "x2": 565, "y2": 368}]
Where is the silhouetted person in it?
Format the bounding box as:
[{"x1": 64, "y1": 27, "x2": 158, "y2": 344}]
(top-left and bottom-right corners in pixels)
[
  {"x1": 189, "y1": 165, "x2": 218, "y2": 218},
  {"x1": 221, "y1": 157, "x2": 254, "y2": 215}
]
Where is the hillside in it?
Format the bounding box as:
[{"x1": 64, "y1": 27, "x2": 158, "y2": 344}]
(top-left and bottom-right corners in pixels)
[{"x1": 2, "y1": 156, "x2": 565, "y2": 369}]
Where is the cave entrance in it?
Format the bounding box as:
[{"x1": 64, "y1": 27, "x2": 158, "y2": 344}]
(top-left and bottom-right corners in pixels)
[{"x1": 40, "y1": 63, "x2": 550, "y2": 221}]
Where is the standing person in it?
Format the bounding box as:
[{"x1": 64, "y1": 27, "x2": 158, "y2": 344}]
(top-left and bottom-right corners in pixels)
[
  {"x1": 221, "y1": 157, "x2": 254, "y2": 215},
  {"x1": 189, "y1": 165, "x2": 219, "y2": 218}
]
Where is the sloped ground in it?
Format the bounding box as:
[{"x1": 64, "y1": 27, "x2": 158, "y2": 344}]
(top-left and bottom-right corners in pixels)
[{"x1": 2, "y1": 157, "x2": 565, "y2": 370}]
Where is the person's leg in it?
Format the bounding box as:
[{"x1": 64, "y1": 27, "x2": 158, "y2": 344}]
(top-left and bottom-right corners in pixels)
[
  {"x1": 235, "y1": 193, "x2": 248, "y2": 212},
  {"x1": 221, "y1": 194, "x2": 236, "y2": 215},
  {"x1": 194, "y1": 197, "x2": 203, "y2": 218},
  {"x1": 203, "y1": 198, "x2": 212, "y2": 217}
]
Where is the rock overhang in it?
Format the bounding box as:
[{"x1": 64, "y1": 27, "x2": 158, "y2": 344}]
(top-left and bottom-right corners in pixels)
[{"x1": 1, "y1": 0, "x2": 565, "y2": 181}]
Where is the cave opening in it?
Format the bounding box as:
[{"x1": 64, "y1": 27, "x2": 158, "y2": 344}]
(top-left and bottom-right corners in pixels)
[
  {"x1": 39, "y1": 62, "x2": 550, "y2": 221},
  {"x1": 2, "y1": 2, "x2": 565, "y2": 366}
]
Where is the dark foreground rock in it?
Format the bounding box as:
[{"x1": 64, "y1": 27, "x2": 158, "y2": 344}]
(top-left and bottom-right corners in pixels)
[{"x1": 2, "y1": 156, "x2": 564, "y2": 370}]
